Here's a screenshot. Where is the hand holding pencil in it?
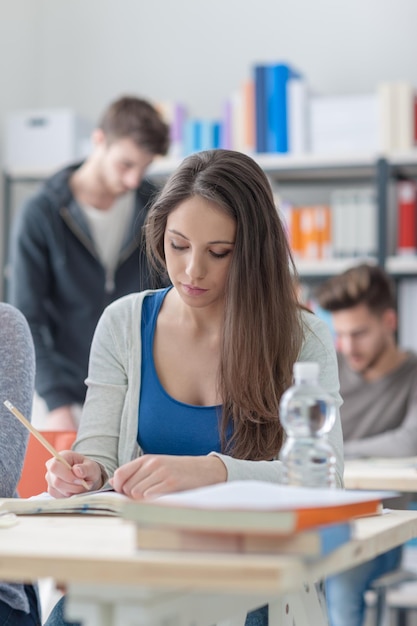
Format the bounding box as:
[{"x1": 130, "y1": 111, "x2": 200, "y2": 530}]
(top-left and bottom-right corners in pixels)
[{"x1": 4, "y1": 399, "x2": 94, "y2": 495}]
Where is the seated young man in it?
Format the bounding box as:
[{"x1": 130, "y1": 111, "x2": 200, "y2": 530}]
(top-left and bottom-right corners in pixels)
[{"x1": 316, "y1": 263, "x2": 417, "y2": 626}]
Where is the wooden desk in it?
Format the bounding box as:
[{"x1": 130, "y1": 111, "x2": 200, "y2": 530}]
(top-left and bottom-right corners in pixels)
[
  {"x1": 344, "y1": 457, "x2": 417, "y2": 491},
  {"x1": 1, "y1": 511, "x2": 417, "y2": 626}
]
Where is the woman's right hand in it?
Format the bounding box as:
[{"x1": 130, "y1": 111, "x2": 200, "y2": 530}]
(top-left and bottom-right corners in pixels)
[{"x1": 45, "y1": 450, "x2": 103, "y2": 498}]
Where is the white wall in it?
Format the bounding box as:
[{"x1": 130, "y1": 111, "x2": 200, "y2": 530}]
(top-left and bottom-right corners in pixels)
[
  {"x1": 4, "y1": 0, "x2": 417, "y2": 122},
  {"x1": 0, "y1": 1, "x2": 40, "y2": 293},
  {"x1": 0, "y1": 2, "x2": 40, "y2": 113}
]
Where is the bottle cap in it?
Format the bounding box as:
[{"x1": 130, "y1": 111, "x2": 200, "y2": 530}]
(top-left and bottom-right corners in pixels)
[{"x1": 293, "y1": 361, "x2": 319, "y2": 380}]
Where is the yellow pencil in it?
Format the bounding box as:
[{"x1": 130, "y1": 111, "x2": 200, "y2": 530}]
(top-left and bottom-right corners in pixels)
[{"x1": 3, "y1": 399, "x2": 89, "y2": 491}]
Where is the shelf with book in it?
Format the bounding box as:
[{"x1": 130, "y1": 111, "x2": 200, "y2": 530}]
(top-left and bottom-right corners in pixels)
[
  {"x1": 249, "y1": 153, "x2": 417, "y2": 284},
  {"x1": 149, "y1": 153, "x2": 385, "y2": 281},
  {"x1": 4, "y1": 153, "x2": 417, "y2": 292},
  {"x1": 262, "y1": 154, "x2": 386, "y2": 280},
  {"x1": 0, "y1": 155, "x2": 387, "y2": 298}
]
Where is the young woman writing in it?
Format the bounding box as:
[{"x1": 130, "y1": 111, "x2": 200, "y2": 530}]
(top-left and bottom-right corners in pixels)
[{"x1": 45, "y1": 149, "x2": 343, "y2": 626}]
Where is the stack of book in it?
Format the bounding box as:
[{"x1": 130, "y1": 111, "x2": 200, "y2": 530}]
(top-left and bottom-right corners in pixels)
[{"x1": 121, "y1": 481, "x2": 391, "y2": 557}]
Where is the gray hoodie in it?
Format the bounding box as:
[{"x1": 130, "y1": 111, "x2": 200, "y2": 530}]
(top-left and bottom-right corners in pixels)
[{"x1": 8, "y1": 162, "x2": 163, "y2": 411}]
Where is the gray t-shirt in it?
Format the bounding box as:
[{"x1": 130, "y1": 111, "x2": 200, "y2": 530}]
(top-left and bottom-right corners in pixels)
[{"x1": 339, "y1": 351, "x2": 417, "y2": 458}]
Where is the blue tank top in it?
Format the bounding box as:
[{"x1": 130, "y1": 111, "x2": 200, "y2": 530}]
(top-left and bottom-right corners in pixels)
[{"x1": 138, "y1": 288, "x2": 229, "y2": 455}]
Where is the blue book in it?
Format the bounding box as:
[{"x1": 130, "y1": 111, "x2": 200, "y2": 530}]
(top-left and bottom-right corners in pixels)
[
  {"x1": 309, "y1": 521, "x2": 352, "y2": 557},
  {"x1": 254, "y1": 64, "x2": 268, "y2": 153},
  {"x1": 183, "y1": 119, "x2": 202, "y2": 156},
  {"x1": 266, "y1": 63, "x2": 300, "y2": 153},
  {"x1": 212, "y1": 122, "x2": 221, "y2": 149},
  {"x1": 219, "y1": 99, "x2": 233, "y2": 149},
  {"x1": 200, "y1": 120, "x2": 221, "y2": 151}
]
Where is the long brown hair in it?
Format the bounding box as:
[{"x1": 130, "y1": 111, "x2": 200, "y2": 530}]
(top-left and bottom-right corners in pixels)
[{"x1": 145, "y1": 149, "x2": 303, "y2": 460}]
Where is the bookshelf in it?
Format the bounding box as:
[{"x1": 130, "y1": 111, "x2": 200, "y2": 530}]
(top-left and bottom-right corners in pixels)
[
  {"x1": 3, "y1": 152, "x2": 417, "y2": 297},
  {"x1": 1, "y1": 169, "x2": 50, "y2": 298},
  {"x1": 150, "y1": 152, "x2": 391, "y2": 279}
]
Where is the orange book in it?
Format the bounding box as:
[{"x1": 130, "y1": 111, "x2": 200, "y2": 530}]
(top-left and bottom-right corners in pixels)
[
  {"x1": 288, "y1": 206, "x2": 303, "y2": 259},
  {"x1": 242, "y1": 78, "x2": 255, "y2": 153},
  {"x1": 299, "y1": 206, "x2": 319, "y2": 259},
  {"x1": 123, "y1": 481, "x2": 386, "y2": 536}
]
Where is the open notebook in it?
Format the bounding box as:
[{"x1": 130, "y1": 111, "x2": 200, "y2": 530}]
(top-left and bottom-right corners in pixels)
[{"x1": 0, "y1": 487, "x2": 127, "y2": 516}]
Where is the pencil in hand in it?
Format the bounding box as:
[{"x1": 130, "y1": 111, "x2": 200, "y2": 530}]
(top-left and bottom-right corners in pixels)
[{"x1": 3, "y1": 399, "x2": 90, "y2": 491}]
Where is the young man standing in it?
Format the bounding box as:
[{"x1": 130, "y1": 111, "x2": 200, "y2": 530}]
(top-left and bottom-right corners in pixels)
[
  {"x1": 8, "y1": 95, "x2": 170, "y2": 431},
  {"x1": 316, "y1": 262, "x2": 417, "y2": 626}
]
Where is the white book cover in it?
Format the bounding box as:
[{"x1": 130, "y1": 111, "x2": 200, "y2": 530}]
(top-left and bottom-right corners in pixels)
[
  {"x1": 355, "y1": 188, "x2": 378, "y2": 257},
  {"x1": 288, "y1": 77, "x2": 309, "y2": 155},
  {"x1": 310, "y1": 94, "x2": 378, "y2": 155},
  {"x1": 377, "y1": 83, "x2": 397, "y2": 154},
  {"x1": 398, "y1": 279, "x2": 417, "y2": 351},
  {"x1": 377, "y1": 81, "x2": 415, "y2": 153},
  {"x1": 331, "y1": 189, "x2": 357, "y2": 258},
  {"x1": 230, "y1": 89, "x2": 246, "y2": 153},
  {"x1": 396, "y1": 82, "x2": 415, "y2": 152}
]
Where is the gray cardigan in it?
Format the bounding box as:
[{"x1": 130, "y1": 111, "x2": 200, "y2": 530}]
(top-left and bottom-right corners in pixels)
[
  {"x1": 75, "y1": 290, "x2": 344, "y2": 487},
  {"x1": 0, "y1": 303, "x2": 35, "y2": 613}
]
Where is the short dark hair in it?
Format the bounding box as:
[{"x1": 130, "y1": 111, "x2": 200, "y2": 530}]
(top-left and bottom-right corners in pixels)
[
  {"x1": 315, "y1": 263, "x2": 396, "y2": 315},
  {"x1": 98, "y1": 95, "x2": 170, "y2": 156}
]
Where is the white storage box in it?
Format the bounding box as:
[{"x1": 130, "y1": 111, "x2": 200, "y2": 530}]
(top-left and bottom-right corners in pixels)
[{"x1": 4, "y1": 108, "x2": 93, "y2": 171}]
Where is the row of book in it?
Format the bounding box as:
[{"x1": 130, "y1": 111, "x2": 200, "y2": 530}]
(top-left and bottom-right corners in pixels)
[
  {"x1": 277, "y1": 187, "x2": 378, "y2": 261},
  {"x1": 275, "y1": 180, "x2": 417, "y2": 262},
  {"x1": 157, "y1": 63, "x2": 417, "y2": 157}
]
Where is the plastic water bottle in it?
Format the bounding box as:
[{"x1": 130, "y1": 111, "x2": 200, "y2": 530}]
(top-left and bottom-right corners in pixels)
[{"x1": 279, "y1": 361, "x2": 336, "y2": 488}]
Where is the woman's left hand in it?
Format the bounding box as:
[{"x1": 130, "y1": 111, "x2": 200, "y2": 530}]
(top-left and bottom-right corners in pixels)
[{"x1": 109, "y1": 454, "x2": 227, "y2": 500}]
